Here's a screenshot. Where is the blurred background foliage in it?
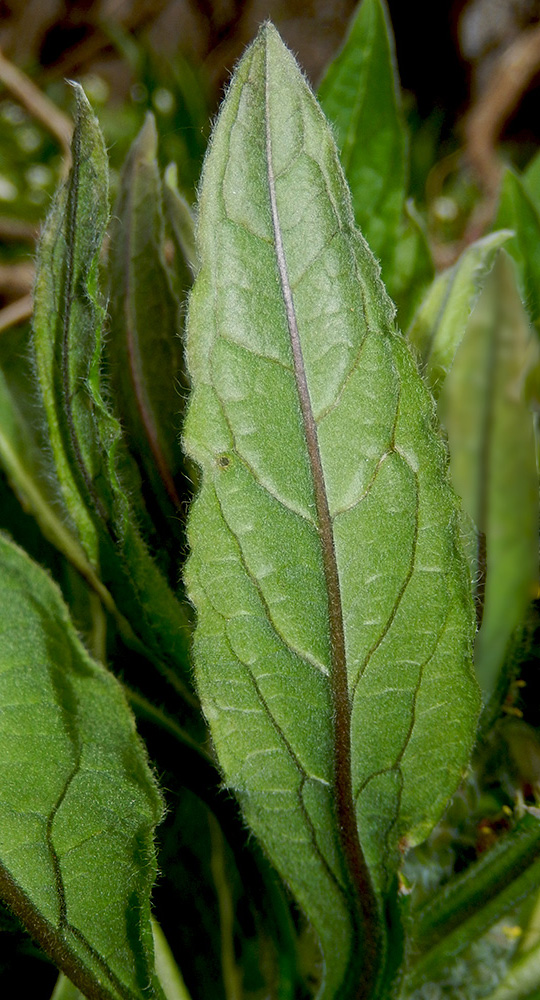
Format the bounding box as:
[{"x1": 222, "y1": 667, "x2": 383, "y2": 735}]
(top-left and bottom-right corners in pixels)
[{"x1": 1, "y1": 2, "x2": 540, "y2": 998}]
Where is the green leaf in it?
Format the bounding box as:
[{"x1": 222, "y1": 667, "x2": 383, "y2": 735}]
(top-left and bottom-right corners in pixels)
[
  {"x1": 524, "y1": 150, "x2": 540, "y2": 215},
  {"x1": 318, "y1": 0, "x2": 407, "y2": 301},
  {"x1": 408, "y1": 230, "x2": 513, "y2": 398},
  {"x1": 184, "y1": 24, "x2": 479, "y2": 1000},
  {"x1": 32, "y1": 85, "x2": 108, "y2": 568},
  {"x1": 439, "y1": 252, "x2": 539, "y2": 699},
  {"x1": 0, "y1": 533, "x2": 164, "y2": 1000},
  {"x1": 0, "y1": 365, "x2": 120, "y2": 617},
  {"x1": 163, "y1": 162, "x2": 198, "y2": 278},
  {"x1": 390, "y1": 202, "x2": 433, "y2": 330},
  {"x1": 317, "y1": 0, "x2": 404, "y2": 261},
  {"x1": 32, "y1": 85, "x2": 195, "y2": 697},
  {"x1": 107, "y1": 114, "x2": 186, "y2": 525},
  {"x1": 493, "y1": 169, "x2": 540, "y2": 329}
]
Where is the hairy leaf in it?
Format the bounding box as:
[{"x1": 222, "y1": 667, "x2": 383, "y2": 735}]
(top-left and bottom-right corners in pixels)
[
  {"x1": 107, "y1": 114, "x2": 185, "y2": 525},
  {"x1": 185, "y1": 24, "x2": 479, "y2": 1000},
  {"x1": 408, "y1": 230, "x2": 513, "y2": 397},
  {"x1": 32, "y1": 87, "x2": 107, "y2": 567},
  {"x1": 0, "y1": 365, "x2": 120, "y2": 615},
  {"x1": 0, "y1": 534, "x2": 164, "y2": 1000},
  {"x1": 439, "y1": 252, "x2": 539, "y2": 698},
  {"x1": 32, "y1": 85, "x2": 194, "y2": 695}
]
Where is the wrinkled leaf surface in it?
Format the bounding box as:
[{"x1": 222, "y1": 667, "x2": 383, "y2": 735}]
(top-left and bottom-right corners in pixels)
[
  {"x1": 185, "y1": 24, "x2": 479, "y2": 1000},
  {"x1": 32, "y1": 86, "x2": 193, "y2": 691},
  {"x1": 0, "y1": 534, "x2": 164, "y2": 1000}
]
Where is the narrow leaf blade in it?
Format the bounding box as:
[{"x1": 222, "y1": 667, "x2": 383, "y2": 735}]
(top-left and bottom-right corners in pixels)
[
  {"x1": 185, "y1": 24, "x2": 479, "y2": 999},
  {"x1": 0, "y1": 534, "x2": 164, "y2": 1000},
  {"x1": 390, "y1": 202, "x2": 434, "y2": 330},
  {"x1": 163, "y1": 162, "x2": 198, "y2": 278},
  {"x1": 493, "y1": 169, "x2": 540, "y2": 329},
  {"x1": 107, "y1": 114, "x2": 185, "y2": 523},
  {"x1": 32, "y1": 86, "x2": 194, "y2": 692},
  {"x1": 439, "y1": 252, "x2": 539, "y2": 698},
  {"x1": 32, "y1": 84, "x2": 107, "y2": 566},
  {"x1": 318, "y1": 0, "x2": 406, "y2": 295},
  {"x1": 408, "y1": 230, "x2": 513, "y2": 398}
]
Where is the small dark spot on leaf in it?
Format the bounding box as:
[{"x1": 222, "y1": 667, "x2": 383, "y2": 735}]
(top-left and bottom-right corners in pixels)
[{"x1": 217, "y1": 454, "x2": 230, "y2": 468}]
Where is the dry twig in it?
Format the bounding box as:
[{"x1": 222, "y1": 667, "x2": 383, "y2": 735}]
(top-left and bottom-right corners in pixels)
[
  {"x1": 465, "y1": 22, "x2": 540, "y2": 195},
  {"x1": 0, "y1": 293, "x2": 33, "y2": 334},
  {"x1": 0, "y1": 46, "x2": 73, "y2": 173}
]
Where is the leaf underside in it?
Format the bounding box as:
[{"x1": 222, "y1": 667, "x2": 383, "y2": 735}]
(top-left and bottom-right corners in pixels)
[
  {"x1": 185, "y1": 24, "x2": 479, "y2": 1000},
  {"x1": 0, "y1": 534, "x2": 164, "y2": 1000}
]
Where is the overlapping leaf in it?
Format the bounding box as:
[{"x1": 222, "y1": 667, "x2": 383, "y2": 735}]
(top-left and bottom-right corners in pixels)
[
  {"x1": 493, "y1": 169, "x2": 540, "y2": 330},
  {"x1": 439, "y1": 252, "x2": 539, "y2": 699},
  {"x1": 318, "y1": 0, "x2": 432, "y2": 320},
  {"x1": 107, "y1": 115, "x2": 186, "y2": 536},
  {"x1": 31, "y1": 86, "x2": 193, "y2": 692},
  {"x1": 0, "y1": 534, "x2": 164, "y2": 1000},
  {"x1": 185, "y1": 24, "x2": 479, "y2": 1000},
  {"x1": 163, "y1": 162, "x2": 197, "y2": 279},
  {"x1": 318, "y1": 0, "x2": 405, "y2": 285},
  {"x1": 408, "y1": 230, "x2": 513, "y2": 397}
]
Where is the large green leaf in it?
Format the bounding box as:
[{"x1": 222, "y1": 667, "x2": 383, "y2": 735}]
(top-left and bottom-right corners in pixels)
[
  {"x1": 32, "y1": 86, "x2": 194, "y2": 696},
  {"x1": 408, "y1": 230, "x2": 513, "y2": 398},
  {"x1": 0, "y1": 533, "x2": 164, "y2": 1000},
  {"x1": 439, "y1": 252, "x2": 539, "y2": 699},
  {"x1": 184, "y1": 24, "x2": 479, "y2": 1000}
]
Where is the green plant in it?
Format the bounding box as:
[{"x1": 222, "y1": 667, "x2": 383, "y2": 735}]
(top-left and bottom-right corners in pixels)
[{"x1": 0, "y1": 3, "x2": 539, "y2": 1000}]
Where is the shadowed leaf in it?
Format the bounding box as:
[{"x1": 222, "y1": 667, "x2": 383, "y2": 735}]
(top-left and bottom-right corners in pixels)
[{"x1": 0, "y1": 534, "x2": 164, "y2": 1000}]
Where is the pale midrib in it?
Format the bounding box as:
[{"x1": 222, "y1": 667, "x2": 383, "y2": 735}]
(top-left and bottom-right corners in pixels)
[{"x1": 263, "y1": 43, "x2": 381, "y2": 1000}]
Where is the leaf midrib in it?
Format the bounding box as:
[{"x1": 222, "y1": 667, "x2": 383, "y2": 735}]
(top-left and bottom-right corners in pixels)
[{"x1": 263, "y1": 36, "x2": 381, "y2": 1000}]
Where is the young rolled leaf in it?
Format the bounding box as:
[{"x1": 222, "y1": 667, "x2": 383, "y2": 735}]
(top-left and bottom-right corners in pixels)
[
  {"x1": 32, "y1": 85, "x2": 194, "y2": 693},
  {"x1": 318, "y1": 0, "x2": 405, "y2": 297},
  {"x1": 408, "y1": 230, "x2": 513, "y2": 398},
  {"x1": 32, "y1": 85, "x2": 107, "y2": 568},
  {"x1": 0, "y1": 533, "x2": 164, "y2": 1000},
  {"x1": 439, "y1": 252, "x2": 539, "y2": 699},
  {"x1": 185, "y1": 23, "x2": 479, "y2": 1000},
  {"x1": 107, "y1": 114, "x2": 186, "y2": 528}
]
